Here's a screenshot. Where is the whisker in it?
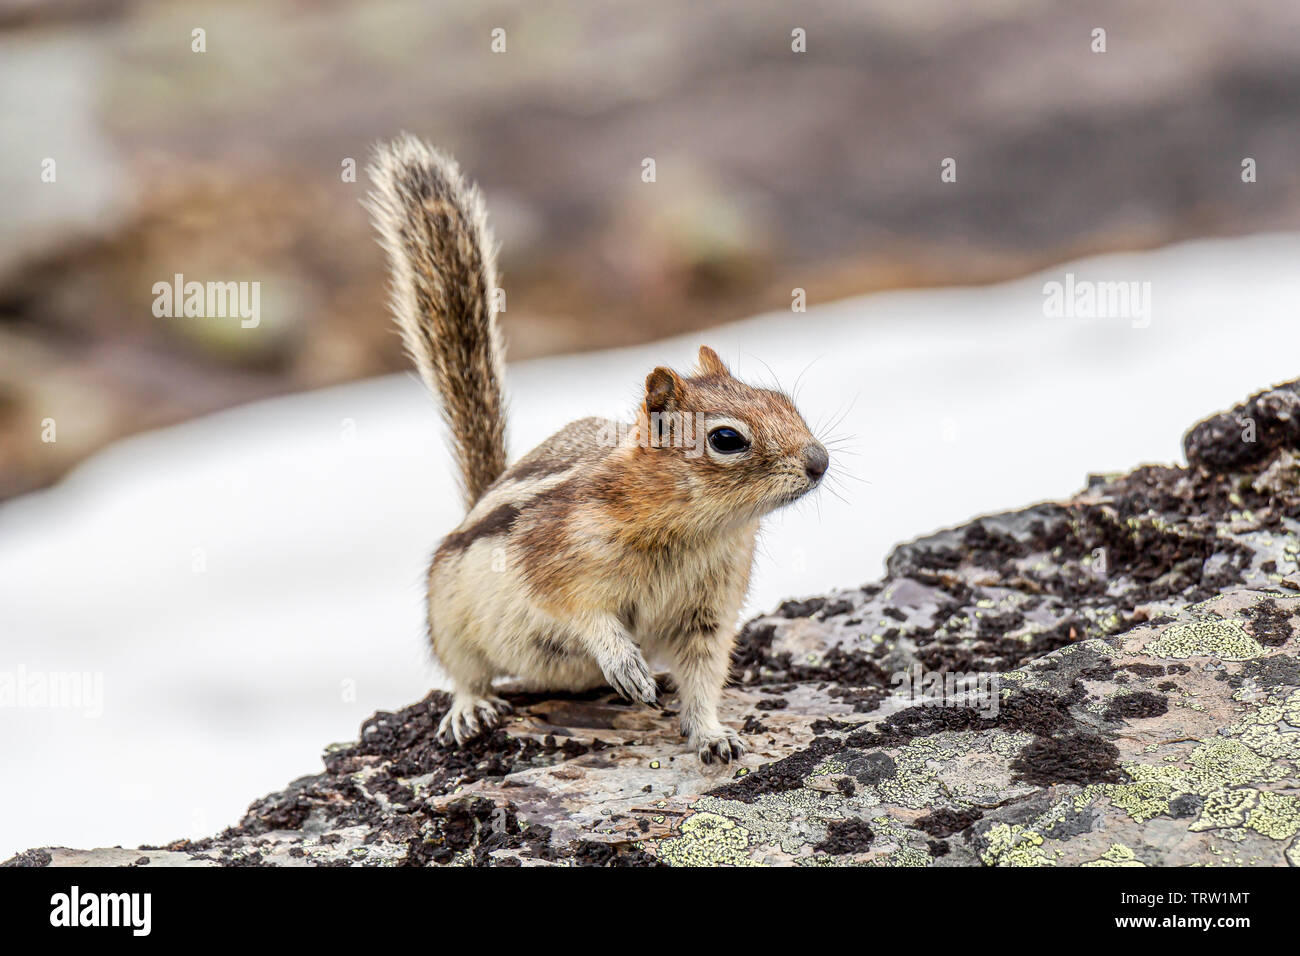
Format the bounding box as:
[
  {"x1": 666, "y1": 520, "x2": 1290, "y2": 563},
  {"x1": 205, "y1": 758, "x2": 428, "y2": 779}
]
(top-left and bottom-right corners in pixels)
[
  {"x1": 751, "y1": 355, "x2": 785, "y2": 395},
  {"x1": 791, "y1": 354, "x2": 824, "y2": 404},
  {"x1": 819, "y1": 393, "x2": 860, "y2": 440},
  {"x1": 821, "y1": 483, "x2": 849, "y2": 506}
]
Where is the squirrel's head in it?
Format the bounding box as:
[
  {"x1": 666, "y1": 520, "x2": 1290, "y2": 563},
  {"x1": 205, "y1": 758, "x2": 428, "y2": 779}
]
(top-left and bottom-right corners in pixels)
[{"x1": 638, "y1": 346, "x2": 828, "y2": 523}]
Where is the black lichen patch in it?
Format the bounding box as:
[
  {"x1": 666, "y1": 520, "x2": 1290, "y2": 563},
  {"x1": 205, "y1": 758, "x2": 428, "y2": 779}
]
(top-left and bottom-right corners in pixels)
[
  {"x1": 1103, "y1": 691, "x2": 1169, "y2": 722},
  {"x1": 707, "y1": 737, "x2": 840, "y2": 803},
  {"x1": 1242, "y1": 598, "x2": 1296, "y2": 647},
  {"x1": 240, "y1": 800, "x2": 306, "y2": 836},
  {"x1": 1, "y1": 849, "x2": 51, "y2": 867},
  {"x1": 914, "y1": 807, "x2": 984, "y2": 838},
  {"x1": 998, "y1": 685, "x2": 1090, "y2": 736},
  {"x1": 327, "y1": 690, "x2": 591, "y2": 788},
  {"x1": 718, "y1": 671, "x2": 1107, "y2": 805},
  {"x1": 841, "y1": 708, "x2": 981, "y2": 751},
  {"x1": 977, "y1": 608, "x2": 1027, "y2": 638},
  {"x1": 570, "y1": 841, "x2": 666, "y2": 867},
  {"x1": 809, "y1": 717, "x2": 866, "y2": 735},
  {"x1": 222, "y1": 690, "x2": 616, "y2": 866},
  {"x1": 1235, "y1": 654, "x2": 1300, "y2": 690},
  {"x1": 776, "y1": 597, "x2": 826, "y2": 618},
  {"x1": 402, "y1": 796, "x2": 559, "y2": 867},
  {"x1": 217, "y1": 848, "x2": 280, "y2": 868},
  {"x1": 1039, "y1": 803, "x2": 1098, "y2": 840},
  {"x1": 714, "y1": 682, "x2": 1095, "y2": 804},
  {"x1": 1010, "y1": 733, "x2": 1124, "y2": 787},
  {"x1": 1169, "y1": 794, "x2": 1205, "y2": 819},
  {"x1": 1122, "y1": 663, "x2": 1169, "y2": 678},
  {"x1": 844, "y1": 750, "x2": 897, "y2": 785},
  {"x1": 843, "y1": 684, "x2": 1086, "y2": 752},
  {"x1": 1183, "y1": 381, "x2": 1300, "y2": 472},
  {"x1": 796, "y1": 645, "x2": 893, "y2": 690},
  {"x1": 733, "y1": 622, "x2": 892, "y2": 704},
  {"x1": 404, "y1": 798, "x2": 493, "y2": 865},
  {"x1": 818, "y1": 599, "x2": 855, "y2": 618},
  {"x1": 836, "y1": 686, "x2": 890, "y2": 713},
  {"x1": 741, "y1": 714, "x2": 769, "y2": 735},
  {"x1": 813, "y1": 818, "x2": 875, "y2": 855}
]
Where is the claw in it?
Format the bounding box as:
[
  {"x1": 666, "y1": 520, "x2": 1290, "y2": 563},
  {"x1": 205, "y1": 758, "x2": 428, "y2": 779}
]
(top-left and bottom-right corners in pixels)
[
  {"x1": 436, "y1": 694, "x2": 508, "y2": 747},
  {"x1": 691, "y1": 729, "x2": 748, "y2": 765},
  {"x1": 599, "y1": 645, "x2": 657, "y2": 705}
]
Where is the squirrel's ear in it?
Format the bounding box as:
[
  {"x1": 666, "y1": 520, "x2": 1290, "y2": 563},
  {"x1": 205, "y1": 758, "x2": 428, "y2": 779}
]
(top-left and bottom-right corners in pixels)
[
  {"x1": 696, "y1": 345, "x2": 729, "y2": 377},
  {"x1": 645, "y1": 367, "x2": 683, "y2": 414}
]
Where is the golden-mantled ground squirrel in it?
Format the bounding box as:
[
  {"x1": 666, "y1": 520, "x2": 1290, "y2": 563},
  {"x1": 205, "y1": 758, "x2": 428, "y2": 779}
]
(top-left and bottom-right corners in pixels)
[{"x1": 366, "y1": 134, "x2": 828, "y2": 762}]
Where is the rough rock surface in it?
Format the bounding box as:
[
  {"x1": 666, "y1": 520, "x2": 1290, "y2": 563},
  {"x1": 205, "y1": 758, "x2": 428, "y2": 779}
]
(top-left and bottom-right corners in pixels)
[{"x1": 9, "y1": 380, "x2": 1300, "y2": 867}]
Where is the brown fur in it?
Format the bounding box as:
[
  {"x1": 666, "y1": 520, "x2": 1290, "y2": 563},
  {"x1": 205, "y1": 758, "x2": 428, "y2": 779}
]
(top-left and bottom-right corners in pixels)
[{"x1": 366, "y1": 134, "x2": 507, "y2": 508}]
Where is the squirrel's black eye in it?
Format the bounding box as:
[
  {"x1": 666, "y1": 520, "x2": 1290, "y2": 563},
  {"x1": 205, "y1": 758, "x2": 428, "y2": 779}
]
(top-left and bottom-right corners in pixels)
[{"x1": 708, "y1": 427, "x2": 750, "y2": 454}]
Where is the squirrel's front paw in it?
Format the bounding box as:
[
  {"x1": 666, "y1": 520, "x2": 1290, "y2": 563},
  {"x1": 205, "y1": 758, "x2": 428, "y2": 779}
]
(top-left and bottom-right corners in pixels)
[
  {"x1": 598, "y1": 645, "x2": 658, "y2": 705},
  {"x1": 690, "y1": 728, "x2": 747, "y2": 765}
]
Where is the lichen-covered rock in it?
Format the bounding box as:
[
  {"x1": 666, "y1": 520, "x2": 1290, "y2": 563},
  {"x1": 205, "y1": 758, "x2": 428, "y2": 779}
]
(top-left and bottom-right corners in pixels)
[
  {"x1": 668, "y1": 589, "x2": 1299, "y2": 867},
  {"x1": 1184, "y1": 379, "x2": 1300, "y2": 473},
  {"x1": 8, "y1": 380, "x2": 1300, "y2": 867}
]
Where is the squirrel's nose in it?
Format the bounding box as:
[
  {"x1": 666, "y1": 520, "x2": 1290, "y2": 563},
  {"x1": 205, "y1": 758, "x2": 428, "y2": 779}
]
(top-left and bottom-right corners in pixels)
[{"x1": 802, "y1": 442, "x2": 829, "y2": 482}]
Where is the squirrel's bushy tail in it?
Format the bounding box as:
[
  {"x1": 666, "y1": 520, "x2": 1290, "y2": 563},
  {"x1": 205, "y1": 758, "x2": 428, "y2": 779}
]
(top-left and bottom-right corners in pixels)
[{"x1": 366, "y1": 134, "x2": 507, "y2": 509}]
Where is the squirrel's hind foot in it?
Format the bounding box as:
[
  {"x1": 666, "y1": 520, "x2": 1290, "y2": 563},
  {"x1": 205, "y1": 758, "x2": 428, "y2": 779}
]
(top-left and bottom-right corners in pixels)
[
  {"x1": 436, "y1": 694, "x2": 512, "y2": 746},
  {"x1": 691, "y1": 728, "x2": 747, "y2": 765}
]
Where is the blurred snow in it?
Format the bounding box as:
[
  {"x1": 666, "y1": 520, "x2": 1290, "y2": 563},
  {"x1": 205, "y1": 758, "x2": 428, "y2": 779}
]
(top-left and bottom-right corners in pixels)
[{"x1": 3, "y1": 232, "x2": 1300, "y2": 858}]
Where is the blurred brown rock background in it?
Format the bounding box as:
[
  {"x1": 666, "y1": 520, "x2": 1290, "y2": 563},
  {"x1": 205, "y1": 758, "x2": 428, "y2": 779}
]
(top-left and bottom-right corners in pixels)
[{"x1": 3, "y1": 0, "x2": 1299, "y2": 498}]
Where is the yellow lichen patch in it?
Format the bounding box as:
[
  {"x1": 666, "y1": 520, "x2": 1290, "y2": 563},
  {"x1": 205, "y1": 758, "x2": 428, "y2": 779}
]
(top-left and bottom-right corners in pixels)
[
  {"x1": 1285, "y1": 689, "x2": 1300, "y2": 725},
  {"x1": 657, "y1": 812, "x2": 763, "y2": 867},
  {"x1": 1100, "y1": 688, "x2": 1297, "y2": 829},
  {"x1": 861, "y1": 815, "x2": 932, "y2": 868},
  {"x1": 1189, "y1": 788, "x2": 1300, "y2": 840},
  {"x1": 989, "y1": 731, "x2": 1036, "y2": 759},
  {"x1": 980, "y1": 823, "x2": 1058, "y2": 867},
  {"x1": 1229, "y1": 689, "x2": 1300, "y2": 762},
  {"x1": 1145, "y1": 620, "x2": 1264, "y2": 660},
  {"x1": 693, "y1": 788, "x2": 845, "y2": 856},
  {"x1": 874, "y1": 736, "x2": 963, "y2": 809},
  {"x1": 802, "y1": 853, "x2": 867, "y2": 867},
  {"x1": 809, "y1": 756, "x2": 847, "y2": 778},
  {"x1": 865, "y1": 844, "x2": 931, "y2": 867},
  {"x1": 1186, "y1": 739, "x2": 1281, "y2": 786},
  {"x1": 1101, "y1": 775, "x2": 1178, "y2": 824},
  {"x1": 1082, "y1": 844, "x2": 1145, "y2": 867}
]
